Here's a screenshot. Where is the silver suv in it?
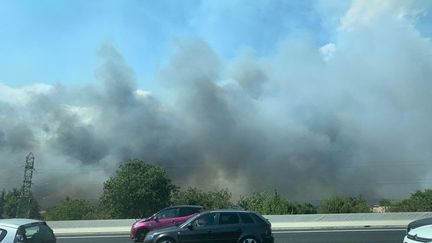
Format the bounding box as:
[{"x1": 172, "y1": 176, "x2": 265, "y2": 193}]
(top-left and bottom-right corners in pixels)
[{"x1": 0, "y1": 219, "x2": 56, "y2": 243}]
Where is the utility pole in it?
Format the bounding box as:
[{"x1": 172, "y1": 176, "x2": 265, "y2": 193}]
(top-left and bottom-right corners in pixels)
[{"x1": 16, "y1": 152, "x2": 35, "y2": 218}]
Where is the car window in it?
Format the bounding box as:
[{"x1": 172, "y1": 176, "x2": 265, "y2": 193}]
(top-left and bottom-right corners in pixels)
[
  {"x1": 24, "y1": 224, "x2": 55, "y2": 242},
  {"x1": 0, "y1": 228, "x2": 6, "y2": 241},
  {"x1": 38, "y1": 224, "x2": 55, "y2": 241},
  {"x1": 157, "y1": 208, "x2": 178, "y2": 219},
  {"x1": 239, "y1": 213, "x2": 255, "y2": 224},
  {"x1": 193, "y1": 213, "x2": 216, "y2": 228},
  {"x1": 249, "y1": 213, "x2": 267, "y2": 224},
  {"x1": 219, "y1": 213, "x2": 240, "y2": 225},
  {"x1": 179, "y1": 207, "x2": 200, "y2": 217},
  {"x1": 24, "y1": 225, "x2": 40, "y2": 239}
]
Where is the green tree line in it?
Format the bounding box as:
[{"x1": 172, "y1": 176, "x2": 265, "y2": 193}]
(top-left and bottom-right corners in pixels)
[
  {"x1": 0, "y1": 189, "x2": 41, "y2": 219},
  {"x1": 1, "y1": 159, "x2": 431, "y2": 220}
]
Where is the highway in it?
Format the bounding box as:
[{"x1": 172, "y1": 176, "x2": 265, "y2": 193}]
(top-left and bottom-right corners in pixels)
[{"x1": 57, "y1": 228, "x2": 406, "y2": 243}]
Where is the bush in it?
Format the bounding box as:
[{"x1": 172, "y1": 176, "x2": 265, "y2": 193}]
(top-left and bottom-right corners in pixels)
[
  {"x1": 390, "y1": 190, "x2": 432, "y2": 212},
  {"x1": 318, "y1": 195, "x2": 370, "y2": 213},
  {"x1": 172, "y1": 187, "x2": 232, "y2": 209},
  {"x1": 238, "y1": 191, "x2": 316, "y2": 215},
  {"x1": 45, "y1": 197, "x2": 97, "y2": 220}
]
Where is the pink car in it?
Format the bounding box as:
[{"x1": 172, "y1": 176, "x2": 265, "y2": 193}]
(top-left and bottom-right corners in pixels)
[{"x1": 130, "y1": 205, "x2": 203, "y2": 242}]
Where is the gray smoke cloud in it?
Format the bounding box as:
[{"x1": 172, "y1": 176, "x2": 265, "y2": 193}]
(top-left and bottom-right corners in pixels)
[{"x1": 1, "y1": 0, "x2": 432, "y2": 206}]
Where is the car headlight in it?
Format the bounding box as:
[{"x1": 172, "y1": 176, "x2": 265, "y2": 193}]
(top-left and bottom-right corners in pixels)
[{"x1": 406, "y1": 233, "x2": 432, "y2": 242}]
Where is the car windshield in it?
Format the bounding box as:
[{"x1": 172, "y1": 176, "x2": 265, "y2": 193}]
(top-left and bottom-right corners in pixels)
[{"x1": 0, "y1": 229, "x2": 6, "y2": 241}]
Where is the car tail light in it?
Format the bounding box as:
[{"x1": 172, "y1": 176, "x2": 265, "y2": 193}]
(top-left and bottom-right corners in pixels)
[
  {"x1": 265, "y1": 222, "x2": 272, "y2": 236},
  {"x1": 266, "y1": 227, "x2": 271, "y2": 236}
]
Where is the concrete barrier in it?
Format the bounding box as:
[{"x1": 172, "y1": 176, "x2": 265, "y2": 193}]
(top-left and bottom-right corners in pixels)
[
  {"x1": 264, "y1": 212, "x2": 432, "y2": 230},
  {"x1": 48, "y1": 212, "x2": 432, "y2": 236},
  {"x1": 48, "y1": 219, "x2": 135, "y2": 235}
]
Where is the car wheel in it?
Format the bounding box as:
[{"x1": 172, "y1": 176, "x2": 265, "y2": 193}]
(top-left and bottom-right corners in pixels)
[
  {"x1": 157, "y1": 238, "x2": 175, "y2": 243},
  {"x1": 240, "y1": 237, "x2": 259, "y2": 243},
  {"x1": 135, "y1": 229, "x2": 148, "y2": 242}
]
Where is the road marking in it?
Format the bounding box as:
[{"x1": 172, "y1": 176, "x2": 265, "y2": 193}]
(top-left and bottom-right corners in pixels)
[
  {"x1": 273, "y1": 228, "x2": 405, "y2": 234},
  {"x1": 57, "y1": 235, "x2": 130, "y2": 239},
  {"x1": 57, "y1": 229, "x2": 406, "y2": 238}
]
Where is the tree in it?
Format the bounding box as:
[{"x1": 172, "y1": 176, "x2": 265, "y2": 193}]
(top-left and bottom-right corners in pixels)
[
  {"x1": 101, "y1": 159, "x2": 176, "y2": 219},
  {"x1": 27, "y1": 196, "x2": 42, "y2": 219},
  {"x1": 173, "y1": 187, "x2": 232, "y2": 209},
  {"x1": 379, "y1": 199, "x2": 391, "y2": 207},
  {"x1": 390, "y1": 189, "x2": 432, "y2": 212},
  {"x1": 295, "y1": 202, "x2": 318, "y2": 214},
  {"x1": 318, "y1": 195, "x2": 370, "y2": 213},
  {"x1": 3, "y1": 189, "x2": 20, "y2": 218},
  {"x1": 2, "y1": 189, "x2": 41, "y2": 219},
  {"x1": 45, "y1": 197, "x2": 97, "y2": 220},
  {"x1": 238, "y1": 191, "x2": 316, "y2": 215},
  {"x1": 0, "y1": 189, "x2": 5, "y2": 218}
]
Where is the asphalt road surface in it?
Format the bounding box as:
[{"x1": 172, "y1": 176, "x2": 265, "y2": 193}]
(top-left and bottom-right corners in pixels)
[{"x1": 57, "y1": 228, "x2": 406, "y2": 243}]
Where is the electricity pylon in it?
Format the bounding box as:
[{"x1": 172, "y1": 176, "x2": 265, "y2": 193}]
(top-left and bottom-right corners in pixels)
[{"x1": 16, "y1": 152, "x2": 35, "y2": 218}]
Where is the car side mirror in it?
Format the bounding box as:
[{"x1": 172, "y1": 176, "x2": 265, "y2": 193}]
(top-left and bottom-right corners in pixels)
[{"x1": 154, "y1": 215, "x2": 159, "y2": 222}]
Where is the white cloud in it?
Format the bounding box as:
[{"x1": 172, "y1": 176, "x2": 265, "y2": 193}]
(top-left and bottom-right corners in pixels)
[
  {"x1": 320, "y1": 43, "x2": 337, "y2": 61},
  {"x1": 62, "y1": 105, "x2": 100, "y2": 125},
  {"x1": 340, "y1": 0, "x2": 412, "y2": 31},
  {"x1": 0, "y1": 83, "x2": 54, "y2": 105},
  {"x1": 134, "y1": 89, "x2": 152, "y2": 99}
]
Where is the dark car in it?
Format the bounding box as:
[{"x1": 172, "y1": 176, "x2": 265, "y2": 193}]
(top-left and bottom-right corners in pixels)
[
  {"x1": 0, "y1": 218, "x2": 56, "y2": 243},
  {"x1": 406, "y1": 217, "x2": 432, "y2": 233},
  {"x1": 143, "y1": 209, "x2": 274, "y2": 243},
  {"x1": 131, "y1": 205, "x2": 203, "y2": 242}
]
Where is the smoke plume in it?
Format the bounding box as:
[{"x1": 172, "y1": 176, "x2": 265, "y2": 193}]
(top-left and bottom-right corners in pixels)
[{"x1": 1, "y1": 0, "x2": 432, "y2": 206}]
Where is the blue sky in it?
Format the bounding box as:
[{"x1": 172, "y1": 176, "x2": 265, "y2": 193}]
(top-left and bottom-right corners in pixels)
[{"x1": 0, "y1": 0, "x2": 338, "y2": 89}]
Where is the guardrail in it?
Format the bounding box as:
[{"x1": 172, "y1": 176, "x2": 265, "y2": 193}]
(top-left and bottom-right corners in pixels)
[{"x1": 48, "y1": 212, "x2": 432, "y2": 236}]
